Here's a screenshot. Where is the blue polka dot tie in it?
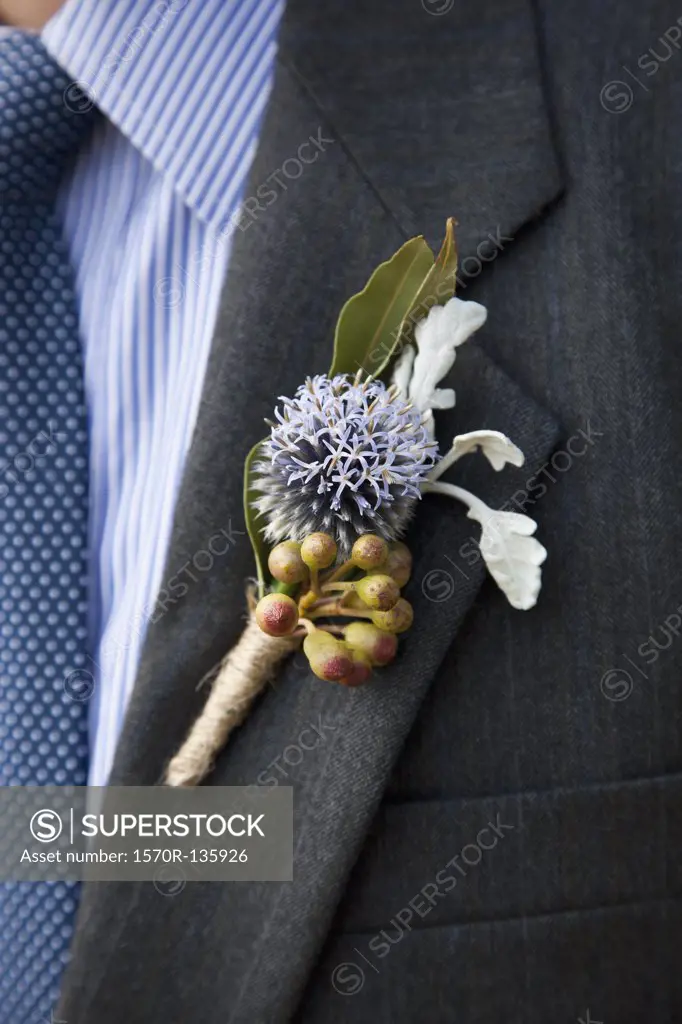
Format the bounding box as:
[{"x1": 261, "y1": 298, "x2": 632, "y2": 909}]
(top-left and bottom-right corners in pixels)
[{"x1": 0, "y1": 33, "x2": 96, "y2": 1024}]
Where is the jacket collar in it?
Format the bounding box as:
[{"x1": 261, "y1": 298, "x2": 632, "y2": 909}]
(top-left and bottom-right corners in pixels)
[{"x1": 60, "y1": 1, "x2": 563, "y2": 1018}]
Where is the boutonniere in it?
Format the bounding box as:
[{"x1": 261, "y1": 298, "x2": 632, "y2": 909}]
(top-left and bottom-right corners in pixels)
[{"x1": 166, "y1": 220, "x2": 546, "y2": 787}]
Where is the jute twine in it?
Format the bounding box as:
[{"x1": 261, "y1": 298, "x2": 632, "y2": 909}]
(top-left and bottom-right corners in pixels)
[{"x1": 165, "y1": 613, "x2": 300, "y2": 787}]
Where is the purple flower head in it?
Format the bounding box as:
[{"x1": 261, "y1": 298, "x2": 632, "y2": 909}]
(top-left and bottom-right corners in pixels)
[{"x1": 254, "y1": 373, "x2": 439, "y2": 551}]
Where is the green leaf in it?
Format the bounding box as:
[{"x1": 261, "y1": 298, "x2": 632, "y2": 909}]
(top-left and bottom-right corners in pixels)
[
  {"x1": 243, "y1": 439, "x2": 270, "y2": 599},
  {"x1": 328, "y1": 236, "x2": 434, "y2": 379},
  {"x1": 388, "y1": 217, "x2": 459, "y2": 372}
]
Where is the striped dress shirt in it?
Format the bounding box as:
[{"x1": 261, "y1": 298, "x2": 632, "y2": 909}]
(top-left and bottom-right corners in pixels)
[{"x1": 14, "y1": 0, "x2": 285, "y2": 786}]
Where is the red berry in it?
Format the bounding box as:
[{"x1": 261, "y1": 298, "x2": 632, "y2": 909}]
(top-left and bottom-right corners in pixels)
[
  {"x1": 255, "y1": 593, "x2": 299, "y2": 637},
  {"x1": 339, "y1": 655, "x2": 372, "y2": 687}
]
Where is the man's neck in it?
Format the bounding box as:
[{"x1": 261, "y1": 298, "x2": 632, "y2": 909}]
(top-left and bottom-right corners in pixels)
[{"x1": 0, "y1": 0, "x2": 65, "y2": 30}]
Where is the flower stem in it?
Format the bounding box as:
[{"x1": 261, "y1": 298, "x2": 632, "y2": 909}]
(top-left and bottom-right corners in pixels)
[
  {"x1": 305, "y1": 597, "x2": 339, "y2": 616},
  {"x1": 321, "y1": 581, "x2": 354, "y2": 595},
  {"x1": 314, "y1": 603, "x2": 373, "y2": 620},
  {"x1": 298, "y1": 587, "x2": 320, "y2": 615},
  {"x1": 323, "y1": 559, "x2": 355, "y2": 584},
  {"x1": 310, "y1": 567, "x2": 322, "y2": 597},
  {"x1": 420, "y1": 479, "x2": 489, "y2": 522}
]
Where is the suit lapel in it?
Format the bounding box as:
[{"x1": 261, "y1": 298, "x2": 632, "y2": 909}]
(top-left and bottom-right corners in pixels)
[{"x1": 60, "y1": 1, "x2": 563, "y2": 1020}]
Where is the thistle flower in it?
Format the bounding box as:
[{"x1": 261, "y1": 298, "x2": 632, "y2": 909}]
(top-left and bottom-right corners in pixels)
[{"x1": 254, "y1": 374, "x2": 438, "y2": 551}]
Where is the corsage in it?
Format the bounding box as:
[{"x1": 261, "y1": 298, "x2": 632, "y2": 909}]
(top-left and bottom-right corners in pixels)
[{"x1": 166, "y1": 219, "x2": 546, "y2": 787}]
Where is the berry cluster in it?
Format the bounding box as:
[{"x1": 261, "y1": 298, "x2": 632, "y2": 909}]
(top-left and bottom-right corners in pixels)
[{"x1": 254, "y1": 532, "x2": 414, "y2": 687}]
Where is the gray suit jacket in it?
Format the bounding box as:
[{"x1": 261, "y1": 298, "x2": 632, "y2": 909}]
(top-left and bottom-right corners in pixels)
[{"x1": 59, "y1": 0, "x2": 682, "y2": 1020}]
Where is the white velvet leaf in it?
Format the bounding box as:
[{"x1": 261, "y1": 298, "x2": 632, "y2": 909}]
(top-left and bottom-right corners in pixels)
[
  {"x1": 391, "y1": 345, "x2": 415, "y2": 397},
  {"x1": 468, "y1": 505, "x2": 546, "y2": 610},
  {"x1": 391, "y1": 297, "x2": 487, "y2": 416},
  {"x1": 431, "y1": 430, "x2": 525, "y2": 480}
]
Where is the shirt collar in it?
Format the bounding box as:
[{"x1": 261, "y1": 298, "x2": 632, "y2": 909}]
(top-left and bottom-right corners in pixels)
[{"x1": 43, "y1": 0, "x2": 285, "y2": 228}]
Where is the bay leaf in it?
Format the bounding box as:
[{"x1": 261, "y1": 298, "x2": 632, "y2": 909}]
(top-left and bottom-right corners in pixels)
[
  {"x1": 328, "y1": 236, "x2": 433, "y2": 379},
  {"x1": 387, "y1": 217, "x2": 459, "y2": 373}
]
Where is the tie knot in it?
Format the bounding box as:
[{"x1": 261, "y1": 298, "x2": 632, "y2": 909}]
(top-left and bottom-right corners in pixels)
[{"x1": 0, "y1": 32, "x2": 98, "y2": 199}]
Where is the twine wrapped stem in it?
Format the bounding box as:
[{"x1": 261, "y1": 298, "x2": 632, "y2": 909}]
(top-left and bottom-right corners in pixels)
[{"x1": 165, "y1": 613, "x2": 300, "y2": 787}]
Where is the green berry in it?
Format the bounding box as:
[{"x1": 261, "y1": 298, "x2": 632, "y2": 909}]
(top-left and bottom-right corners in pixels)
[
  {"x1": 351, "y1": 534, "x2": 389, "y2": 571},
  {"x1": 303, "y1": 629, "x2": 354, "y2": 681},
  {"x1": 380, "y1": 541, "x2": 412, "y2": 588},
  {"x1": 268, "y1": 541, "x2": 307, "y2": 585},
  {"x1": 355, "y1": 574, "x2": 400, "y2": 611},
  {"x1": 344, "y1": 621, "x2": 398, "y2": 666},
  {"x1": 255, "y1": 593, "x2": 299, "y2": 637},
  {"x1": 371, "y1": 597, "x2": 413, "y2": 634},
  {"x1": 300, "y1": 532, "x2": 337, "y2": 570}
]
